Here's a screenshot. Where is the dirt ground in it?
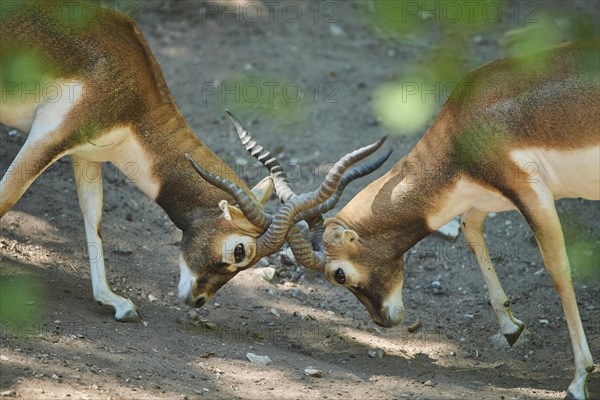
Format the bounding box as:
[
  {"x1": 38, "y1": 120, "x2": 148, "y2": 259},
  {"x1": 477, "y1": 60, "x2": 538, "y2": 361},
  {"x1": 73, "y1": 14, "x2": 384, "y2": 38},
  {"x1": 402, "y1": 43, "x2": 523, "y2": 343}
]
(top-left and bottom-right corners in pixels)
[{"x1": 1, "y1": 1, "x2": 599, "y2": 399}]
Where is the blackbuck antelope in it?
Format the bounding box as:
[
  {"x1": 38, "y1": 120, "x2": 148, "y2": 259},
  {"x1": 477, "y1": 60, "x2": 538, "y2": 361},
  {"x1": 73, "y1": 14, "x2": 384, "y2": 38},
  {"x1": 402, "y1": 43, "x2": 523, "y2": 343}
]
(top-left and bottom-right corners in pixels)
[
  {"x1": 0, "y1": 4, "x2": 389, "y2": 322},
  {"x1": 219, "y1": 41, "x2": 599, "y2": 399}
]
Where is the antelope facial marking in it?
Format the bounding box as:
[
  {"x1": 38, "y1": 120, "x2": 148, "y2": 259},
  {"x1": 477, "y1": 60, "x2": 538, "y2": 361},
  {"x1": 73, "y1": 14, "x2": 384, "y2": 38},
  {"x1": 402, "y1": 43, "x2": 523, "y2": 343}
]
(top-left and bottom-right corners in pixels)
[
  {"x1": 323, "y1": 220, "x2": 405, "y2": 328},
  {"x1": 177, "y1": 178, "x2": 273, "y2": 308}
]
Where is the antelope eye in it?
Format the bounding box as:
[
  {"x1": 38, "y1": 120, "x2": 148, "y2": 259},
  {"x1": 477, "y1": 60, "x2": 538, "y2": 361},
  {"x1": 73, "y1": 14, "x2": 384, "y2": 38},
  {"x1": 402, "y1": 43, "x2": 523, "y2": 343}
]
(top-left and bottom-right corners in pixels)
[
  {"x1": 334, "y1": 268, "x2": 346, "y2": 285},
  {"x1": 234, "y1": 243, "x2": 245, "y2": 263}
]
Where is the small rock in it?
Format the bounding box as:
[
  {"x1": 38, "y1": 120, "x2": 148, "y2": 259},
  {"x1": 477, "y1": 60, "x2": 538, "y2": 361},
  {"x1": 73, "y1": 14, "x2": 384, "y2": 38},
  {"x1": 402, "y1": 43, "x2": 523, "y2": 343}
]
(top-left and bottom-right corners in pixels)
[
  {"x1": 538, "y1": 319, "x2": 549, "y2": 324},
  {"x1": 304, "y1": 367, "x2": 323, "y2": 377},
  {"x1": 148, "y1": 294, "x2": 157, "y2": 302},
  {"x1": 0, "y1": 355, "x2": 9, "y2": 361},
  {"x1": 187, "y1": 309, "x2": 200, "y2": 321},
  {"x1": 329, "y1": 24, "x2": 344, "y2": 36},
  {"x1": 270, "y1": 308, "x2": 280, "y2": 318},
  {"x1": 128, "y1": 199, "x2": 140, "y2": 212},
  {"x1": 430, "y1": 281, "x2": 443, "y2": 295},
  {"x1": 473, "y1": 35, "x2": 484, "y2": 44},
  {"x1": 281, "y1": 248, "x2": 296, "y2": 265},
  {"x1": 256, "y1": 267, "x2": 276, "y2": 282},
  {"x1": 437, "y1": 219, "x2": 460, "y2": 239},
  {"x1": 266, "y1": 288, "x2": 278, "y2": 296},
  {"x1": 368, "y1": 348, "x2": 385, "y2": 359},
  {"x1": 246, "y1": 353, "x2": 271, "y2": 366},
  {"x1": 423, "y1": 380, "x2": 434, "y2": 387},
  {"x1": 290, "y1": 288, "x2": 305, "y2": 299},
  {"x1": 0, "y1": 390, "x2": 16, "y2": 397},
  {"x1": 202, "y1": 321, "x2": 219, "y2": 331},
  {"x1": 114, "y1": 247, "x2": 133, "y2": 256},
  {"x1": 51, "y1": 373, "x2": 59, "y2": 380}
]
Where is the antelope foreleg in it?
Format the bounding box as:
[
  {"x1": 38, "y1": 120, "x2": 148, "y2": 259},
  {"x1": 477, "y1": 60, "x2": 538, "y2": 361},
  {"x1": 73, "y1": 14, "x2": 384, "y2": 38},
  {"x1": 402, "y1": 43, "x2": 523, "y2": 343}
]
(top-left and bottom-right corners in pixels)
[
  {"x1": 461, "y1": 208, "x2": 524, "y2": 346},
  {"x1": 72, "y1": 156, "x2": 141, "y2": 322}
]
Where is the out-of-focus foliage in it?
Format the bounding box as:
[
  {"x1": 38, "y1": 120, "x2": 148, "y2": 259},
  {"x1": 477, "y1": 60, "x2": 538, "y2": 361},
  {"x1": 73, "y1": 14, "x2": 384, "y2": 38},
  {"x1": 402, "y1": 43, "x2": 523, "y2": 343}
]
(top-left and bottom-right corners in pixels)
[
  {"x1": 0, "y1": 269, "x2": 44, "y2": 325},
  {"x1": 218, "y1": 71, "x2": 310, "y2": 129},
  {"x1": 363, "y1": 0, "x2": 600, "y2": 136},
  {"x1": 559, "y1": 213, "x2": 600, "y2": 284},
  {"x1": 0, "y1": 0, "x2": 141, "y2": 104}
]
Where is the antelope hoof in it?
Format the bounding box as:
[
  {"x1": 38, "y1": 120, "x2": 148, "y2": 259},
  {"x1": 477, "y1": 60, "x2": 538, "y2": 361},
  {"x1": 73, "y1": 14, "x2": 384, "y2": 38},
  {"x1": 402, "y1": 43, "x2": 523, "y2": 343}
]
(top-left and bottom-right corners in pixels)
[
  {"x1": 115, "y1": 307, "x2": 142, "y2": 323},
  {"x1": 503, "y1": 320, "x2": 525, "y2": 347}
]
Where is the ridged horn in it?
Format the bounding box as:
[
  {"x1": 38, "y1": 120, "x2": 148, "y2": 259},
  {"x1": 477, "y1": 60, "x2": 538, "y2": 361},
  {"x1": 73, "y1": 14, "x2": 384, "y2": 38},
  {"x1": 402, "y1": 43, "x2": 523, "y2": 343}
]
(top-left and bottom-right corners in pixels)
[
  {"x1": 296, "y1": 148, "x2": 393, "y2": 222},
  {"x1": 185, "y1": 153, "x2": 270, "y2": 230},
  {"x1": 253, "y1": 136, "x2": 388, "y2": 257},
  {"x1": 225, "y1": 110, "x2": 297, "y2": 203}
]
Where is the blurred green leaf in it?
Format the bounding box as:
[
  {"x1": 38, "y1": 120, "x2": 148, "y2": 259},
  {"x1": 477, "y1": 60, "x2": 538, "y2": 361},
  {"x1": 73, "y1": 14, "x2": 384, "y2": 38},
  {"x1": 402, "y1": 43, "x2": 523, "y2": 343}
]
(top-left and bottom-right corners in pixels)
[
  {"x1": 219, "y1": 71, "x2": 310, "y2": 130},
  {"x1": 0, "y1": 272, "x2": 43, "y2": 325},
  {"x1": 560, "y1": 213, "x2": 600, "y2": 284}
]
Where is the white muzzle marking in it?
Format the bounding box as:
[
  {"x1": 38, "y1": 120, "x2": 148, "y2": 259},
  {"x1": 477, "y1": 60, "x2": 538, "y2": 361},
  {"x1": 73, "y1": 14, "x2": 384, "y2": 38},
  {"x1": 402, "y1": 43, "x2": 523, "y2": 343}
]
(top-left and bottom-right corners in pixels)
[
  {"x1": 382, "y1": 282, "x2": 405, "y2": 327},
  {"x1": 178, "y1": 253, "x2": 196, "y2": 303}
]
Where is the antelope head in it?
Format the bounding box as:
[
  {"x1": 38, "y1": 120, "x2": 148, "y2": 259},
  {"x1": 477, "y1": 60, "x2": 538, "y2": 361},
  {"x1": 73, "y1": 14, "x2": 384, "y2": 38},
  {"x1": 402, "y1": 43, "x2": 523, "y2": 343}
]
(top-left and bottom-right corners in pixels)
[
  {"x1": 321, "y1": 217, "x2": 406, "y2": 328},
  {"x1": 177, "y1": 175, "x2": 274, "y2": 307},
  {"x1": 213, "y1": 113, "x2": 402, "y2": 327},
  {"x1": 183, "y1": 113, "x2": 392, "y2": 307}
]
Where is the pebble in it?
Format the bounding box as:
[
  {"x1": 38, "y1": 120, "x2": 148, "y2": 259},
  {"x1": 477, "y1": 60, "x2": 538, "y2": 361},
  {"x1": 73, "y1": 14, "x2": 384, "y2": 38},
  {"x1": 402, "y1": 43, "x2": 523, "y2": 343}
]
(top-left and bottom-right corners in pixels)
[
  {"x1": 246, "y1": 353, "x2": 271, "y2": 366},
  {"x1": 538, "y1": 319, "x2": 549, "y2": 324},
  {"x1": 304, "y1": 367, "x2": 323, "y2": 377},
  {"x1": 256, "y1": 267, "x2": 276, "y2": 282},
  {"x1": 368, "y1": 348, "x2": 385, "y2": 359},
  {"x1": 424, "y1": 380, "x2": 434, "y2": 387},
  {"x1": 270, "y1": 308, "x2": 280, "y2": 318},
  {"x1": 437, "y1": 219, "x2": 460, "y2": 239},
  {"x1": 202, "y1": 321, "x2": 219, "y2": 331},
  {"x1": 430, "y1": 281, "x2": 443, "y2": 295},
  {"x1": 128, "y1": 199, "x2": 140, "y2": 212},
  {"x1": 329, "y1": 24, "x2": 344, "y2": 36},
  {"x1": 148, "y1": 294, "x2": 157, "y2": 302},
  {"x1": 281, "y1": 248, "x2": 296, "y2": 265},
  {"x1": 0, "y1": 390, "x2": 16, "y2": 397},
  {"x1": 186, "y1": 309, "x2": 200, "y2": 321}
]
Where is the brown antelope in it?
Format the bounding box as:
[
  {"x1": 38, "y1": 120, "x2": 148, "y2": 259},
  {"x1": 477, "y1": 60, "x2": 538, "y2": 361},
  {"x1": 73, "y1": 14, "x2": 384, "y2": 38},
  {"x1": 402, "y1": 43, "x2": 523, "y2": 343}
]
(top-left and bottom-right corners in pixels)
[
  {"x1": 214, "y1": 41, "x2": 599, "y2": 399},
  {"x1": 0, "y1": 3, "x2": 389, "y2": 322}
]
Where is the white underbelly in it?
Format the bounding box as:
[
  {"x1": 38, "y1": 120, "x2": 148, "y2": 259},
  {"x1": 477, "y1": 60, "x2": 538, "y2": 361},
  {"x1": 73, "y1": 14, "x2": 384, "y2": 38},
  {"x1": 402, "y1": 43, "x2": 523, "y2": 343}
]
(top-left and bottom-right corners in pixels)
[
  {"x1": 71, "y1": 126, "x2": 160, "y2": 200},
  {"x1": 426, "y1": 179, "x2": 516, "y2": 231},
  {"x1": 511, "y1": 146, "x2": 600, "y2": 201}
]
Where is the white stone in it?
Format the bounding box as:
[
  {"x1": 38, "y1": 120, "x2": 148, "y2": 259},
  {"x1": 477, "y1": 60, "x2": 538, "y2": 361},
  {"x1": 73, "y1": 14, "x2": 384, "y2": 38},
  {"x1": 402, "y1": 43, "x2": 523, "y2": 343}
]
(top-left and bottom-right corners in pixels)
[{"x1": 246, "y1": 353, "x2": 271, "y2": 366}]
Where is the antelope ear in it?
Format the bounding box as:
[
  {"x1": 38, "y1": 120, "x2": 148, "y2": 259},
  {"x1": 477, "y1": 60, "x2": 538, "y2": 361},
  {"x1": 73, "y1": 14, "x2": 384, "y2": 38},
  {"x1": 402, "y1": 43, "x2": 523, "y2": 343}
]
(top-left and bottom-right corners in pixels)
[
  {"x1": 341, "y1": 230, "x2": 359, "y2": 246},
  {"x1": 324, "y1": 219, "x2": 359, "y2": 246},
  {"x1": 251, "y1": 177, "x2": 273, "y2": 206},
  {"x1": 219, "y1": 200, "x2": 263, "y2": 236}
]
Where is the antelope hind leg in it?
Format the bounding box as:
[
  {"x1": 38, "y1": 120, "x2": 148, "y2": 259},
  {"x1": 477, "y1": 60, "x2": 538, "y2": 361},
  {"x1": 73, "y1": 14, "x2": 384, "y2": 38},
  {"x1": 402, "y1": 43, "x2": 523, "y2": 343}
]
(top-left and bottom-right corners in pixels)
[{"x1": 517, "y1": 189, "x2": 594, "y2": 399}]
